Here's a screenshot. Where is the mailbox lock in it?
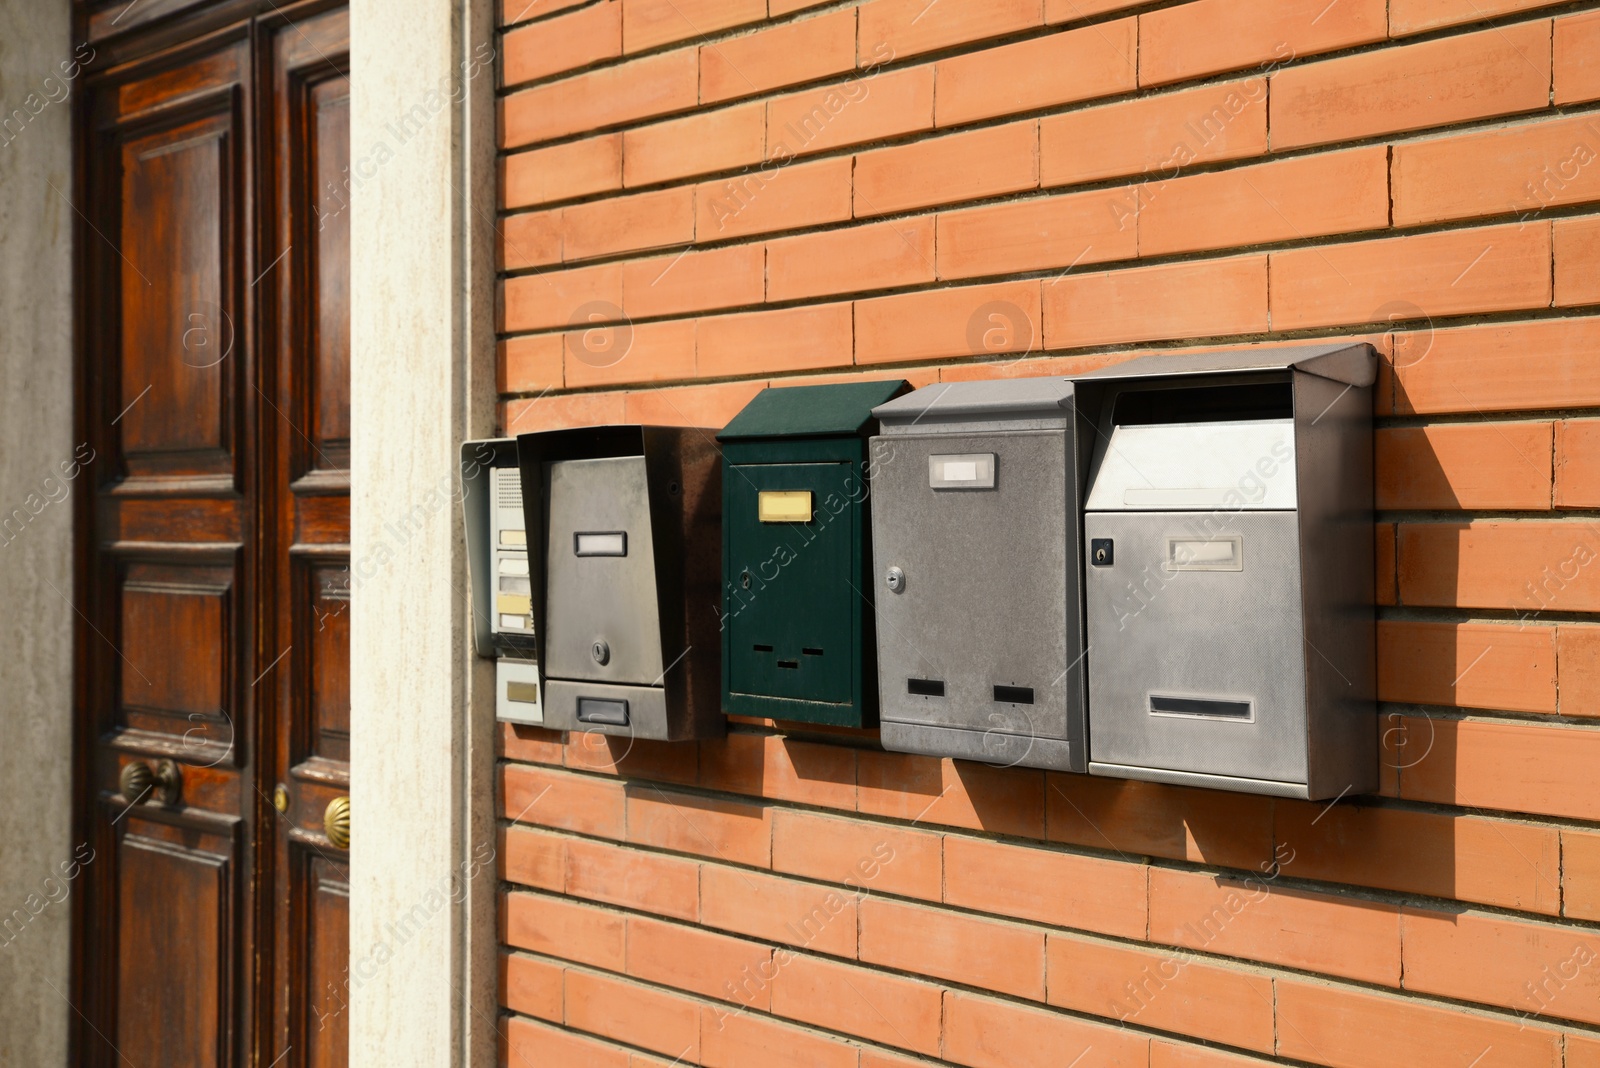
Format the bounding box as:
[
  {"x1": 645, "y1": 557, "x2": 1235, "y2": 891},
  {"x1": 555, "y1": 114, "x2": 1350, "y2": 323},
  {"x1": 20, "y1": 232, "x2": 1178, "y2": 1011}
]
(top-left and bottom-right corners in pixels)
[
  {"x1": 1091, "y1": 538, "x2": 1114, "y2": 567},
  {"x1": 885, "y1": 566, "x2": 905, "y2": 594},
  {"x1": 740, "y1": 569, "x2": 752, "y2": 590},
  {"x1": 591, "y1": 639, "x2": 610, "y2": 665}
]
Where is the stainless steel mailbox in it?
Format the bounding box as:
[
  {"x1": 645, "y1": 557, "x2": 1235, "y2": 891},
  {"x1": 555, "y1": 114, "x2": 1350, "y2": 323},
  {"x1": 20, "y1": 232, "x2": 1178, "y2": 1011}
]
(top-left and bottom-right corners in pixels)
[
  {"x1": 1075, "y1": 344, "x2": 1376, "y2": 799},
  {"x1": 868, "y1": 379, "x2": 1087, "y2": 772},
  {"x1": 515, "y1": 426, "x2": 724, "y2": 741},
  {"x1": 462, "y1": 438, "x2": 545, "y2": 725}
]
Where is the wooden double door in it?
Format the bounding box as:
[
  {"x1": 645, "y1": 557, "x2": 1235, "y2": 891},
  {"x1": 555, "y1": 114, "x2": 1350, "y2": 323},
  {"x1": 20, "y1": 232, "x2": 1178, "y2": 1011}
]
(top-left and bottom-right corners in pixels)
[{"x1": 73, "y1": 2, "x2": 352, "y2": 1064}]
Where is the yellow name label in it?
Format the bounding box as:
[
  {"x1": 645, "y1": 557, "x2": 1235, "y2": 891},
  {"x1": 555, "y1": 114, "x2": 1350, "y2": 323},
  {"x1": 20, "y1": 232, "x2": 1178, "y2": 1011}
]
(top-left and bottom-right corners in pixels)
[
  {"x1": 758, "y1": 490, "x2": 813, "y2": 523},
  {"x1": 497, "y1": 594, "x2": 532, "y2": 616}
]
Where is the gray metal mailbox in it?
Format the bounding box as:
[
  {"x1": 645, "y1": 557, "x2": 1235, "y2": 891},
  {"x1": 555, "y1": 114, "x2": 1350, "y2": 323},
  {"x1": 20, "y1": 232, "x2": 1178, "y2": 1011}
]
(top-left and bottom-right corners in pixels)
[
  {"x1": 868, "y1": 379, "x2": 1088, "y2": 772},
  {"x1": 461, "y1": 438, "x2": 545, "y2": 725},
  {"x1": 514, "y1": 426, "x2": 724, "y2": 741},
  {"x1": 1075, "y1": 343, "x2": 1376, "y2": 799}
]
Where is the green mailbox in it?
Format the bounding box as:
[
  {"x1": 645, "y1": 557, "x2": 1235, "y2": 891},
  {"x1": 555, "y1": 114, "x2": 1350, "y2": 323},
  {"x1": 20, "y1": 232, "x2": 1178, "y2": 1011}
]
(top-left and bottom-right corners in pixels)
[{"x1": 718, "y1": 379, "x2": 911, "y2": 727}]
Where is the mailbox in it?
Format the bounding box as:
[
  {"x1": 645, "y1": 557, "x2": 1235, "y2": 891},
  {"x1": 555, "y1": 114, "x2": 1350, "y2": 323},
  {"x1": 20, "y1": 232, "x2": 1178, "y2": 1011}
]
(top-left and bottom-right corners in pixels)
[
  {"x1": 868, "y1": 378, "x2": 1088, "y2": 771},
  {"x1": 717, "y1": 379, "x2": 911, "y2": 727},
  {"x1": 514, "y1": 426, "x2": 724, "y2": 741},
  {"x1": 461, "y1": 438, "x2": 544, "y2": 725},
  {"x1": 1075, "y1": 343, "x2": 1376, "y2": 799}
]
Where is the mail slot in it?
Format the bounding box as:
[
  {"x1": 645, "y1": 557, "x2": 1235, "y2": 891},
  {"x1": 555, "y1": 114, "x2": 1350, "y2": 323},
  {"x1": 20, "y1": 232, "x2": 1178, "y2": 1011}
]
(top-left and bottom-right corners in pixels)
[
  {"x1": 717, "y1": 379, "x2": 911, "y2": 727},
  {"x1": 461, "y1": 438, "x2": 545, "y2": 725},
  {"x1": 868, "y1": 378, "x2": 1087, "y2": 771},
  {"x1": 1075, "y1": 343, "x2": 1376, "y2": 799},
  {"x1": 514, "y1": 426, "x2": 724, "y2": 741}
]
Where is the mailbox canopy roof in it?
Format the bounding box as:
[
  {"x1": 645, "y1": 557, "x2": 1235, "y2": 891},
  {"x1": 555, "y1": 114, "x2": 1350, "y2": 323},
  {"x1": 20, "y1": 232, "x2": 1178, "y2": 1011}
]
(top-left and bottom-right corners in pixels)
[
  {"x1": 872, "y1": 377, "x2": 1074, "y2": 423},
  {"x1": 1073, "y1": 342, "x2": 1376, "y2": 387},
  {"x1": 719, "y1": 379, "x2": 910, "y2": 442}
]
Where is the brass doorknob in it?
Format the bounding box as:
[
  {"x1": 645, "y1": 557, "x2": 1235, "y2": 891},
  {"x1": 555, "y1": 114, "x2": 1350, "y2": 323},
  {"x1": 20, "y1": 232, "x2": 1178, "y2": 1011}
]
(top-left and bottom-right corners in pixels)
[
  {"x1": 120, "y1": 759, "x2": 180, "y2": 806},
  {"x1": 324, "y1": 795, "x2": 350, "y2": 849}
]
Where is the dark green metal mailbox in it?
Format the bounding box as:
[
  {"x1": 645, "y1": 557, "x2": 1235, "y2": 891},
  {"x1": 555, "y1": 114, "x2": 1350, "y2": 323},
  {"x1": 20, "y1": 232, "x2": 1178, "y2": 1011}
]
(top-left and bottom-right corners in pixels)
[{"x1": 718, "y1": 379, "x2": 911, "y2": 727}]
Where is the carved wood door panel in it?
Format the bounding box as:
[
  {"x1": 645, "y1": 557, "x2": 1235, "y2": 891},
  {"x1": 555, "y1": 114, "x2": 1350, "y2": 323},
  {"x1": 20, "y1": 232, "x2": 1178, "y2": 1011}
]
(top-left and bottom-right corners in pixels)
[{"x1": 74, "y1": 4, "x2": 349, "y2": 1065}]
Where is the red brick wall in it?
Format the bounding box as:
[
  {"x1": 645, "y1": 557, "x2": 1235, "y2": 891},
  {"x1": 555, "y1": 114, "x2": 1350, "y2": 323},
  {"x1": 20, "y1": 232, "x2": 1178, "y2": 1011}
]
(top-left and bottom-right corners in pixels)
[{"x1": 493, "y1": 1, "x2": 1600, "y2": 1064}]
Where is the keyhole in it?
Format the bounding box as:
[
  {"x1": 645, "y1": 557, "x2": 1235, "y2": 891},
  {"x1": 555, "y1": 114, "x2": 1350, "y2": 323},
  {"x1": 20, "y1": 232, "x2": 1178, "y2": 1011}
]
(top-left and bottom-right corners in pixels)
[{"x1": 740, "y1": 570, "x2": 752, "y2": 590}]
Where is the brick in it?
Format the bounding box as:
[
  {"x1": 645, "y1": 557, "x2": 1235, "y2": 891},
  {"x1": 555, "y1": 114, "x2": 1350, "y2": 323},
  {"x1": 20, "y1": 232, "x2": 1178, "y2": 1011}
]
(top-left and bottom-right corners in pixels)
[
  {"x1": 1151, "y1": 1044, "x2": 1273, "y2": 1068},
  {"x1": 939, "y1": 351, "x2": 1134, "y2": 382},
  {"x1": 1565, "y1": 829, "x2": 1600, "y2": 920},
  {"x1": 505, "y1": 390, "x2": 628, "y2": 433},
  {"x1": 696, "y1": 156, "x2": 853, "y2": 240},
  {"x1": 937, "y1": 188, "x2": 1136, "y2": 281},
  {"x1": 855, "y1": 121, "x2": 1038, "y2": 217},
  {"x1": 501, "y1": 763, "x2": 627, "y2": 838},
  {"x1": 626, "y1": 785, "x2": 772, "y2": 867},
  {"x1": 771, "y1": 954, "x2": 943, "y2": 1056},
  {"x1": 502, "y1": 261, "x2": 623, "y2": 333},
  {"x1": 563, "y1": 732, "x2": 699, "y2": 784},
  {"x1": 505, "y1": 1016, "x2": 630, "y2": 1068},
  {"x1": 767, "y1": 67, "x2": 933, "y2": 159},
  {"x1": 1394, "y1": 319, "x2": 1600, "y2": 416},
  {"x1": 697, "y1": 303, "x2": 853, "y2": 378},
  {"x1": 562, "y1": 186, "x2": 694, "y2": 261},
  {"x1": 622, "y1": 244, "x2": 763, "y2": 320},
  {"x1": 499, "y1": 722, "x2": 565, "y2": 763},
  {"x1": 1147, "y1": 868, "x2": 1401, "y2": 985},
  {"x1": 768, "y1": 217, "x2": 936, "y2": 301},
  {"x1": 934, "y1": 18, "x2": 1136, "y2": 127},
  {"x1": 627, "y1": 915, "x2": 773, "y2": 1008},
  {"x1": 566, "y1": 969, "x2": 701, "y2": 1059},
  {"x1": 1376, "y1": 620, "x2": 1557, "y2": 714},
  {"x1": 1269, "y1": 223, "x2": 1552, "y2": 332},
  {"x1": 1557, "y1": 10, "x2": 1600, "y2": 104},
  {"x1": 861, "y1": 1053, "x2": 945, "y2": 1068},
  {"x1": 1270, "y1": 22, "x2": 1552, "y2": 150},
  {"x1": 565, "y1": 836, "x2": 700, "y2": 921},
  {"x1": 1276, "y1": 978, "x2": 1562, "y2": 1068},
  {"x1": 701, "y1": 8, "x2": 857, "y2": 104},
  {"x1": 501, "y1": 952, "x2": 563, "y2": 1020},
  {"x1": 1375, "y1": 523, "x2": 1397, "y2": 606},
  {"x1": 856, "y1": 280, "x2": 1043, "y2": 366},
  {"x1": 856, "y1": 749, "x2": 1045, "y2": 838},
  {"x1": 1391, "y1": 0, "x2": 1567, "y2": 35},
  {"x1": 1046, "y1": 936, "x2": 1274, "y2": 1053},
  {"x1": 1571, "y1": 1034, "x2": 1600, "y2": 1068},
  {"x1": 622, "y1": 103, "x2": 764, "y2": 187},
  {"x1": 1557, "y1": 418, "x2": 1600, "y2": 508},
  {"x1": 1046, "y1": 771, "x2": 1275, "y2": 870},
  {"x1": 1402, "y1": 907, "x2": 1600, "y2": 1025},
  {"x1": 503, "y1": 135, "x2": 621, "y2": 209},
  {"x1": 1557, "y1": 625, "x2": 1600, "y2": 718},
  {"x1": 503, "y1": 1, "x2": 620, "y2": 85},
  {"x1": 624, "y1": 380, "x2": 766, "y2": 425},
  {"x1": 1041, "y1": 78, "x2": 1268, "y2": 188},
  {"x1": 1273, "y1": 800, "x2": 1562, "y2": 914},
  {"x1": 1378, "y1": 422, "x2": 1553, "y2": 512},
  {"x1": 500, "y1": 208, "x2": 561, "y2": 269},
  {"x1": 563, "y1": 317, "x2": 695, "y2": 389},
  {"x1": 758, "y1": 735, "x2": 857, "y2": 809},
  {"x1": 1140, "y1": 0, "x2": 1385, "y2": 87},
  {"x1": 700, "y1": 865, "x2": 858, "y2": 957},
  {"x1": 698, "y1": 1004, "x2": 858, "y2": 1068},
  {"x1": 502, "y1": 0, "x2": 588, "y2": 23},
  {"x1": 501, "y1": 49, "x2": 698, "y2": 148},
  {"x1": 499, "y1": 334, "x2": 563, "y2": 393},
  {"x1": 1139, "y1": 147, "x2": 1389, "y2": 258},
  {"x1": 1395, "y1": 715, "x2": 1600, "y2": 821},
  {"x1": 502, "y1": 825, "x2": 567, "y2": 890},
  {"x1": 623, "y1": 0, "x2": 764, "y2": 53},
  {"x1": 944, "y1": 836, "x2": 1147, "y2": 939},
  {"x1": 943, "y1": 990, "x2": 1150, "y2": 1068},
  {"x1": 1397, "y1": 521, "x2": 1600, "y2": 614},
  {"x1": 504, "y1": 892, "x2": 627, "y2": 971},
  {"x1": 1045, "y1": 254, "x2": 1268, "y2": 349},
  {"x1": 859, "y1": 897, "x2": 1045, "y2": 999},
  {"x1": 1556, "y1": 216, "x2": 1600, "y2": 307},
  {"x1": 1393, "y1": 114, "x2": 1600, "y2": 226},
  {"x1": 770, "y1": 809, "x2": 943, "y2": 901},
  {"x1": 858, "y1": 0, "x2": 1042, "y2": 63}
]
